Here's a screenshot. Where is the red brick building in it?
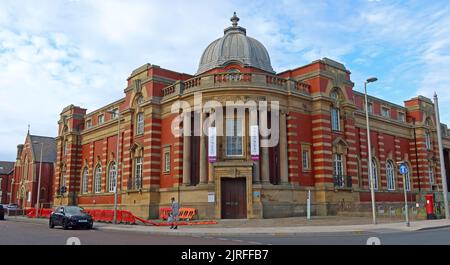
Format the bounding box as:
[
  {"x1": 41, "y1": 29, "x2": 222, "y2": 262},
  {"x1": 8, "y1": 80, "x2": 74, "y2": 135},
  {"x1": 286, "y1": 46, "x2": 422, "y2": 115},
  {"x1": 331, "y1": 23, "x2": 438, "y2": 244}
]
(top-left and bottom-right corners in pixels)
[
  {"x1": 53, "y1": 13, "x2": 450, "y2": 219},
  {"x1": 11, "y1": 133, "x2": 56, "y2": 209},
  {"x1": 0, "y1": 161, "x2": 15, "y2": 204}
]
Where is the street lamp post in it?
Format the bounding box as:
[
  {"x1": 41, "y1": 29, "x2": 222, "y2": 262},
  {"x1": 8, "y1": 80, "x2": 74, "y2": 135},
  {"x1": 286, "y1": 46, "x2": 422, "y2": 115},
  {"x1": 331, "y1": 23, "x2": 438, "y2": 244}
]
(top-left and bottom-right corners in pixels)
[
  {"x1": 33, "y1": 141, "x2": 44, "y2": 218},
  {"x1": 364, "y1": 77, "x2": 378, "y2": 225},
  {"x1": 433, "y1": 93, "x2": 449, "y2": 219},
  {"x1": 108, "y1": 109, "x2": 121, "y2": 224}
]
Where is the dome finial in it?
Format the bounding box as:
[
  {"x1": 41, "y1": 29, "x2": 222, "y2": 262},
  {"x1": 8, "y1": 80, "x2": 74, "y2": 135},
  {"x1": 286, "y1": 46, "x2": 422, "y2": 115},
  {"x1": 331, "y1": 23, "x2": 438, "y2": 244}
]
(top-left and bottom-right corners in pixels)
[{"x1": 231, "y1": 12, "x2": 239, "y2": 27}]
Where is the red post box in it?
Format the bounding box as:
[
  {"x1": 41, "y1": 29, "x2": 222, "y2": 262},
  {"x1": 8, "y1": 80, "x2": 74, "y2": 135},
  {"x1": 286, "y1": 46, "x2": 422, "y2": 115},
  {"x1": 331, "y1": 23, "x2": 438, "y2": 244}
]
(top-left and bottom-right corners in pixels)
[{"x1": 425, "y1": 194, "x2": 436, "y2": 219}]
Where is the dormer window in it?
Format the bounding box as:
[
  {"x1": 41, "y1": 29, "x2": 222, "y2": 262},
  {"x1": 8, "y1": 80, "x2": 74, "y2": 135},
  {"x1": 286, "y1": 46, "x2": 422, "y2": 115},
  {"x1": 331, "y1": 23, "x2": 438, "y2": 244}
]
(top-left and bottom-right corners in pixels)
[
  {"x1": 381, "y1": 107, "x2": 390, "y2": 118},
  {"x1": 111, "y1": 108, "x2": 119, "y2": 119},
  {"x1": 86, "y1": 120, "x2": 92, "y2": 129},
  {"x1": 398, "y1": 112, "x2": 406, "y2": 122},
  {"x1": 368, "y1": 102, "x2": 373, "y2": 114},
  {"x1": 98, "y1": 114, "x2": 105, "y2": 125}
]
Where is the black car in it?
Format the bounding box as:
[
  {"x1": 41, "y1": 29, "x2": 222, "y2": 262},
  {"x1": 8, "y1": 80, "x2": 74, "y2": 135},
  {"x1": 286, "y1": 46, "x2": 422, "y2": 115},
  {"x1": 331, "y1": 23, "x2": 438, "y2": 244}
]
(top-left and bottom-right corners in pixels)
[
  {"x1": 49, "y1": 206, "x2": 93, "y2": 230},
  {"x1": 0, "y1": 205, "x2": 4, "y2": 220}
]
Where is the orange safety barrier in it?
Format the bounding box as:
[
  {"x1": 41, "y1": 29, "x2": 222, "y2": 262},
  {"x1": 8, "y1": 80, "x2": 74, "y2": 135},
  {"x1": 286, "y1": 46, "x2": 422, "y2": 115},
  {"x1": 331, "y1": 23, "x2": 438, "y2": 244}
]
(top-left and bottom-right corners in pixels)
[
  {"x1": 179, "y1": 208, "x2": 196, "y2": 221},
  {"x1": 121, "y1": 210, "x2": 137, "y2": 224},
  {"x1": 26, "y1": 209, "x2": 36, "y2": 217},
  {"x1": 159, "y1": 207, "x2": 197, "y2": 221},
  {"x1": 159, "y1": 207, "x2": 172, "y2": 220},
  {"x1": 24, "y1": 207, "x2": 216, "y2": 226}
]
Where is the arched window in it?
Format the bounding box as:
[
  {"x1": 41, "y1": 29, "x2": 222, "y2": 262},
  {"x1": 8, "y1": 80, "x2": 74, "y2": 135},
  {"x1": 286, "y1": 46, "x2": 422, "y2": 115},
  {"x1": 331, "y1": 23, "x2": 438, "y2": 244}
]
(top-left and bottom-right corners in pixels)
[
  {"x1": 330, "y1": 91, "x2": 340, "y2": 131},
  {"x1": 386, "y1": 160, "x2": 396, "y2": 191},
  {"x1": 82, "y1": 167, "x2": 89, "y2": 194},
  {"x1": 23, "y1": 155, "x2": 29, "y2": 181},
  {"x1": 371, "y1": 158, "x2": 379, "y2": 190},
  {"x1": 94, "y1": 165, "x2": 102, "y2": 193},
  {"x1": 108, "y1": 162, "x2": 117, "y2": 193},
  {"x1": 136, "y1": 112, "x2": 144, "y2": 135}
]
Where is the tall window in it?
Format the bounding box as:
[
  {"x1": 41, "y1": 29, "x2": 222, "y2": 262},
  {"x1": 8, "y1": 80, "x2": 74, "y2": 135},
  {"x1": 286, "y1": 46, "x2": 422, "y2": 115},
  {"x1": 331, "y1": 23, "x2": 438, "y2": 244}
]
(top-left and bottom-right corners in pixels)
[
  {"x1": 108, "y1": 162, "x2": 117, "y2": 193},
  {"x1": 425, "y1": 132, "x2": 432, "y2": 150},
  {"x1": 330, "y1": 91, "x2": 340, "y2": 131},
  {"x1": 82, "y1": 167, "x2": 89, "y2": 193},
  {"x1": 98, "y1": 114, "x2": 104, "y2": 124},
  {"x1": 331, "y1": 108, "x2": 340, "y2": 131},
  {"x1": 405, "y1": 170, "x2": 411, "y2": 191},
  {"x1": 371, "y1": 159, "x2": 379, "y2": 190},
  {"x1": 398, "y1": 112, "x2": 406, "y2": 122},
  {"x1": 368, "y1": 102, "x2": 373, "y2": 114},
  {"x1": 302, "y1": 150, "x2": 310, "y2": 171},
  {"x1": 60, "y1": 166, "x2": 66, "y2": 188},
  {"x1": 333, "y1": 154, "x2": 344, "y2": 187},
  {"x1": 86, "y1": 120, "x2": 92, "y2": 129},
  {"x1": 60, "y1": 174, "x2": 66, "y2": 188},
  {"x1": 136, "y1": 112, "x2": 144, "y2": 135},
  {"x1": 164, "y1": 150, "x2": 171, "y2": 173},
  {"x1": 381, "y1": 107, "x2": 390, "y2": 118},
  {"x1": 63, "y1": 140, "x2": 68, "y2": 156},
  {"x1": 386, "y1": 160, "x2": 396, "y2": 191},
  {"x1": 134, "y1": 157, "x2": 143, "y2": 189},
  {"x1": 23, "y1": 156, "x2": 29, "y2": 181},
  {"x1": 428, "y1": 164, "x2": 435, "y2": 185},
  {"x1": 226, "y1": 118, "x2": 243, "y2": 156},
  {"x1": 94, "y1": 165, "x2": 102, "y2": 193}
]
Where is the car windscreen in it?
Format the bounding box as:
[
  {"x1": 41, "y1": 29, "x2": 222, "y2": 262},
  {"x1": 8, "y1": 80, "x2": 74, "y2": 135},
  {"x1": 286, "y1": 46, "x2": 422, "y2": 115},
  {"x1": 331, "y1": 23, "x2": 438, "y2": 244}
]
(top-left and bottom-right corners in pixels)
[{"x1": 65, "y1": 207, "x2": 83, "y2": 215}]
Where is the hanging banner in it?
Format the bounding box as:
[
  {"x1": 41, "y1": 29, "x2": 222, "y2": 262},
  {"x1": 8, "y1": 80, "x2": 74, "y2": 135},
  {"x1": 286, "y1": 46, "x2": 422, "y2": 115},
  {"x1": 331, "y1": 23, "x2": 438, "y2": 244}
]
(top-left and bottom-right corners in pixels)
[
  {"x1": 250, "y1": 125, "x2": 259, "y2": 161},
  {"x1": 208, "y1": 127, "x2": 217, "y2": 163}
]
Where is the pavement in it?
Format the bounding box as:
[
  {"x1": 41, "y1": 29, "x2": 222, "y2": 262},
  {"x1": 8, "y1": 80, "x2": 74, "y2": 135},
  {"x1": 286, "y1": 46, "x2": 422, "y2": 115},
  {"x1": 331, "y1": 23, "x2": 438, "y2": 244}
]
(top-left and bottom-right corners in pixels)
[{"x1": 6, "y1": 215, "x2": 450, "y2": 237}]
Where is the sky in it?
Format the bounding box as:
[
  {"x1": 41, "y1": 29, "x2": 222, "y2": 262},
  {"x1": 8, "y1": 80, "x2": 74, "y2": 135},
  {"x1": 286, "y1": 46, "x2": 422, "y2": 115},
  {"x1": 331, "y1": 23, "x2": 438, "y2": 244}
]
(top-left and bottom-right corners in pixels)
[{"x1": 0, "y1": 0, "x2": 449, "y2": 161}]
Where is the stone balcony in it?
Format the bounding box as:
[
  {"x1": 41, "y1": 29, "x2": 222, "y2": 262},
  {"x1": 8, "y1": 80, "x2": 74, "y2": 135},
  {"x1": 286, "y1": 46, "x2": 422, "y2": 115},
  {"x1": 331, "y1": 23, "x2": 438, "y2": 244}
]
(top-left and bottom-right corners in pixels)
[{"x1": 161, "y1": 72, "x2": 311, "y2": 101}]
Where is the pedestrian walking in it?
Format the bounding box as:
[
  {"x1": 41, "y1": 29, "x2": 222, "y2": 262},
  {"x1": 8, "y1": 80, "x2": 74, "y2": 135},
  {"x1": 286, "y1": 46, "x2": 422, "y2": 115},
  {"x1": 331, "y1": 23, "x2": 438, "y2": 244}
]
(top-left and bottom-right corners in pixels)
[{"x1": 170, "y1": 197, "x2": 179, "y2": 229}]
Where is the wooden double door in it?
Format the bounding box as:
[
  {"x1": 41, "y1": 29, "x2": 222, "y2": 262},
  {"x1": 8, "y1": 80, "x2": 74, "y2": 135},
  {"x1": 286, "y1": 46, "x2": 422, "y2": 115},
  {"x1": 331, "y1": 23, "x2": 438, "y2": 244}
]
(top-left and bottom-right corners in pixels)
[{"x1": 221, "y1": 178, "x2": 247, "y2": 219}]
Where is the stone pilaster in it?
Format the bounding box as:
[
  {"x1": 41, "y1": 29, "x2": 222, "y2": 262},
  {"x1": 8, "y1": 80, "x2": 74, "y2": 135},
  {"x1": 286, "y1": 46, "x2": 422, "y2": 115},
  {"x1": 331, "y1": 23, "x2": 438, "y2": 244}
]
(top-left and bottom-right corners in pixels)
[
  {"x1": 279, "y1": 111, "x2": 289, "y2": 184},
  {"x1": 199, "y1": 113, "x2": 208, "y2": 184},
  {"x1": 182, "y1": 136, "x2": 191, "y2": 186}
]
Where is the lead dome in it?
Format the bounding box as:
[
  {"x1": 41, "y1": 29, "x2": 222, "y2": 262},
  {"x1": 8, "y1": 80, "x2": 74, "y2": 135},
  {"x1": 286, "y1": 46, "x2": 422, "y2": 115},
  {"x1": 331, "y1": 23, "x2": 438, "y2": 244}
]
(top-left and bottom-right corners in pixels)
[{"x1": 196, "y1": 12, "x2": 275, "y2": 75}]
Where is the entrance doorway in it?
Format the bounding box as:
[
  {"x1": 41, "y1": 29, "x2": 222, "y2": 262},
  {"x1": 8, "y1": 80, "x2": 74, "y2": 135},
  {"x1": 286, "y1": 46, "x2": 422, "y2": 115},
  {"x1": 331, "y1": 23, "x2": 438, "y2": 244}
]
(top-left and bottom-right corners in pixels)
[{"x1": 221, "y1": 178, "x2": 247, "y2": 219}]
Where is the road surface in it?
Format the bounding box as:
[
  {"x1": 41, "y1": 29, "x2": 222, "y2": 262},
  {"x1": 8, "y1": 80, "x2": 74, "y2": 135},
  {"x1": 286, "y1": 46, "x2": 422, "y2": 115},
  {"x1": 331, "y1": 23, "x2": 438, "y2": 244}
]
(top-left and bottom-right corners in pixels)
[{"x1": 1, "y1": 218, "x2": 449, "y2": 245}]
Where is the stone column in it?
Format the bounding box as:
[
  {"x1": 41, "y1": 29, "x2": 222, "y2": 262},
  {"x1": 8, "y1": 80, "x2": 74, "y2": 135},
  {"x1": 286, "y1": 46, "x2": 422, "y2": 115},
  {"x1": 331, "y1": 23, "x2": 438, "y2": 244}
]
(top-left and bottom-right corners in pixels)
[
  {"x1": 280, "y1": 111, "x2": 289, "y2": 184},
  {"x1": 261, "y1": 142, "x2": 270, "y2": 183},
  {"x1": 253, "y1": 161, "x2": 260, "y2": 183},
  {"x1": 260, "y1": 110, "x2": 270, "y2": 184},
  {"x1": 182, "y1": 135, "x2": 191, "y2": 186},
  {"x1": 199, "y1": 113, "x2": 208, "y2": 184},
  {"x1": 208, "y1": 163, "x2": 214, "y2": 183}
]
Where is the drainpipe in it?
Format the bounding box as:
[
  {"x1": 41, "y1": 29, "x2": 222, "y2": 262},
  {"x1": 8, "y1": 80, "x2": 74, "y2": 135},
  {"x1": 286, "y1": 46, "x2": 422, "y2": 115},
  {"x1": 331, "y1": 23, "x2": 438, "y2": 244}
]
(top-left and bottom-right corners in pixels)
[{"x1": 413, "y1": 118, "x2": 422, "y2": 192}]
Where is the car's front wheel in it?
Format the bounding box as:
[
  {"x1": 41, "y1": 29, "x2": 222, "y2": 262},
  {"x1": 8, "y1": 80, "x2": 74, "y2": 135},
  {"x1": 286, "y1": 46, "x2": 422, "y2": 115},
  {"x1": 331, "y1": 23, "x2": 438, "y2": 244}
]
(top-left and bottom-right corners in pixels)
[
  {"x1": 49, "y1": 219, "x2": 54, "y2": 229},
  {"x1": 62, "y1": 219, "x2": 69, "y2": 230}
]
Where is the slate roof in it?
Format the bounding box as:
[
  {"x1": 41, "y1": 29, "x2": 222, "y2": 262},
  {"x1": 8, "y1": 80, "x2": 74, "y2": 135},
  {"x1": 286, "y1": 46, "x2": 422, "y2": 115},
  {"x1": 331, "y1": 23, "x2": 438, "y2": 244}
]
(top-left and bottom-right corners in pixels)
[
  {"x1": 0, "y1": 161, "x2": 15, "y2": 174},
  {"x1": 29, "y1": 135, "x2": 57, "y2": 163}
]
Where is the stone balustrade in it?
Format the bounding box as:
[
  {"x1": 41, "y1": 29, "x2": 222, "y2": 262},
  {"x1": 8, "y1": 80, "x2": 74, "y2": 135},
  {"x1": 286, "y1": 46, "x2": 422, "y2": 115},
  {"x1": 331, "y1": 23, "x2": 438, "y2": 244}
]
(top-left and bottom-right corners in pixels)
[{"x1": 161, "y1": 72, "x2": 311, "y2": 100}]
